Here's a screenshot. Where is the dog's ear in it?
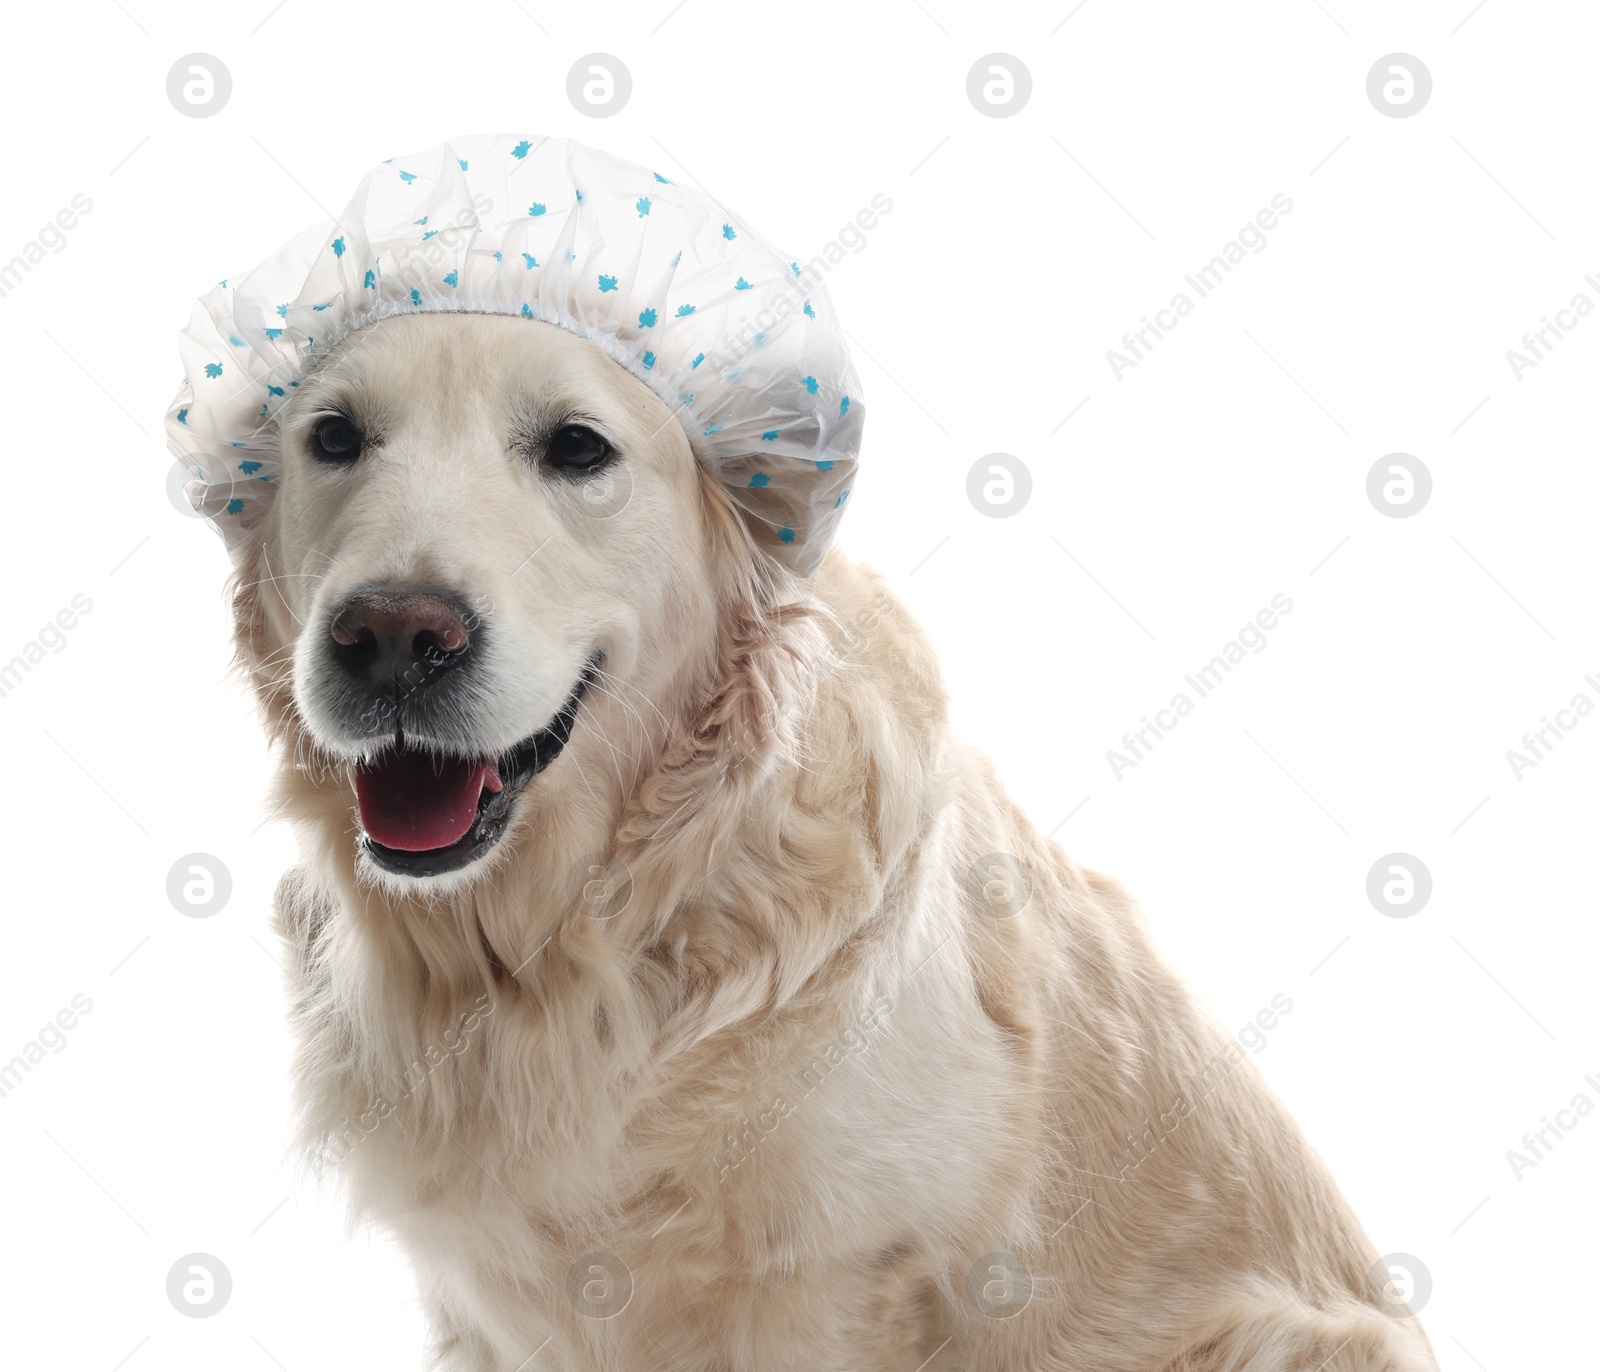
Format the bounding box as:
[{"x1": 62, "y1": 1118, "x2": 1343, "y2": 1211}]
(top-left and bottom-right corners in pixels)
[
  {"x1": 615, "y1": 472, "x2": 823, "y2": 873},
  {"x1": 691, "y1": 470, "x2": 825, "y2": 769},
  {"x1": 227, "y1": 537, "x2": 299, "y2": 745}
]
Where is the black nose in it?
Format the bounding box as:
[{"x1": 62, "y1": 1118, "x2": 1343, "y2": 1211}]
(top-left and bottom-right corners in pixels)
[{"x1": 330, "y1": 586, "x2": 474, "y2": 691}]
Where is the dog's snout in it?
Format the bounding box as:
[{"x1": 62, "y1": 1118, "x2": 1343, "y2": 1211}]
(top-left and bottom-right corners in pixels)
[{"x1": 330, "y1": 586, "x2": 473, "y2": 689}]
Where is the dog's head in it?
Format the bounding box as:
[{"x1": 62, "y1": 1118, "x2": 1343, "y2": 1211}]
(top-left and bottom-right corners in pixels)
[{"x1": 235, "y1": 312, "x2": 775, "y2": 890}]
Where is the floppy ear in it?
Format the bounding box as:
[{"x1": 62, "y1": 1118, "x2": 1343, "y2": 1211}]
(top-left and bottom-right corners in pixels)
[
  {"x1": 226, "y1": 533, "x2": 301, "y2": 748},
  {"x1": 687, "y1": 467, "x2": 826, "y2": 772},
  {"x1": 611, "y1": 470, "x2": 828, "y2": 876}
]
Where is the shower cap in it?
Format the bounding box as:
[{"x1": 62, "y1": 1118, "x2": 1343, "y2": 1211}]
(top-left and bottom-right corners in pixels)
[{"x1": 166, "y1": 133, "x2": 864, "y2": 575}]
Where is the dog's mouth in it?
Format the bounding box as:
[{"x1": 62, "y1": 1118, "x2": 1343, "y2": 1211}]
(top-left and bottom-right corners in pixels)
[{"x1": 354, "y1": 660, "x2": 598, "y2": 878}]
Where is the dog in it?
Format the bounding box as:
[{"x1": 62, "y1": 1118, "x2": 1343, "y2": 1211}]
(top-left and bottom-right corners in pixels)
[{"x1": 230, "y1": 308, "x2": 1439, "y2": 1370}]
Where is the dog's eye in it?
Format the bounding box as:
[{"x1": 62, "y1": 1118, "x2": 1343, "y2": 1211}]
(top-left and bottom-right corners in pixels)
[
  {"x1": 545, "y1": 424, "x2": 612, "y2": 472},
  {"x1": 310, "y1": 415, "x2": 363, "y2": 462}
]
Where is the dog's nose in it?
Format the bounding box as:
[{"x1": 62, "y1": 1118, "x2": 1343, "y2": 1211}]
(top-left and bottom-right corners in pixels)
[{"x1": 330, "y1": 587, "x2": 473, "y2": 689}]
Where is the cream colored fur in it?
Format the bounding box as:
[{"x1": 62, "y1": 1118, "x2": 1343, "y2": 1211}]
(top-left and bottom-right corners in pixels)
[{"x1": 232, "y1": 313, "x2": 1439, "y2": 1370}]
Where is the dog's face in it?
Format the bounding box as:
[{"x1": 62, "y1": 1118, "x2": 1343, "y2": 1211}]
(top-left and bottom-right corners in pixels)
[{"x1": 252, "y1": 313, "x2": 724, "y2": 886}]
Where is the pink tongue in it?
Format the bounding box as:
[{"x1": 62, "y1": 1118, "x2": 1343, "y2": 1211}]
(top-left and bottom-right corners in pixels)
[{"x1": 354, "y1": 752, "x2": 502, "y2": 852}]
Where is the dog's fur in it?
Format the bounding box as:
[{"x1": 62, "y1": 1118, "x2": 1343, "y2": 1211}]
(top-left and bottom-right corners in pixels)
[{"x1": 233, "y1": 313, "x2": 1438, "y2": 1370}]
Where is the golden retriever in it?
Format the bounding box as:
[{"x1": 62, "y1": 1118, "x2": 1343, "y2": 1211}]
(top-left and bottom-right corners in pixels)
[{"x1": 230, "y1": 310, "x2": 1439, "y2": 1370}]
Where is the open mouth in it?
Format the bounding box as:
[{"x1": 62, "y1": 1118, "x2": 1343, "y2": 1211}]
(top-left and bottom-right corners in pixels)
[{"x1": 355, "y1": 660, "x2": 598, "y2": 878}]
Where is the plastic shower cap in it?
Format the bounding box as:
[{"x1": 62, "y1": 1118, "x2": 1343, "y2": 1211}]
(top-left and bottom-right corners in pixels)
[{"x1": 166, "y1": 133, "x2": 864, "y2": 575}]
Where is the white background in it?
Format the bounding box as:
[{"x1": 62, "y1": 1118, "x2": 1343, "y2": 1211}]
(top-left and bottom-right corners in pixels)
[{"x1": 0, "y1": 1, "x2": 1594, "y2": 1368}]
